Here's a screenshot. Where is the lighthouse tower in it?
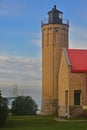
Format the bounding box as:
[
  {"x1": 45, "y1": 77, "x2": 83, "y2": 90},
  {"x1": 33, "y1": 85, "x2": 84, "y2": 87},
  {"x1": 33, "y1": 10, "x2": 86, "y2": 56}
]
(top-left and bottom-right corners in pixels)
[{"x1": 41, "y1": 5, "x2": 69, "y2": 115}]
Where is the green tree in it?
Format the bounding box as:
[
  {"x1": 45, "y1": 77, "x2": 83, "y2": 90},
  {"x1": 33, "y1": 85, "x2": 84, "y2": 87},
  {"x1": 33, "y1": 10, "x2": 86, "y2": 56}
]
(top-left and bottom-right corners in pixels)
[
  {"x1": 11, "y1": 96, "x2": 38, "y2": 115},
  {"x1": 0, "y1": 91, "x2": 9, "y2": 127}
]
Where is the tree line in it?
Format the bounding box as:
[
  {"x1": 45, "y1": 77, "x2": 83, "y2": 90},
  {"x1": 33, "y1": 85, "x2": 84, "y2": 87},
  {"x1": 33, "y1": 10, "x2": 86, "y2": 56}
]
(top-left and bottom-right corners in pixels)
[{"x1": 0, "y1": 90, "x2": 38, "y2": 127}]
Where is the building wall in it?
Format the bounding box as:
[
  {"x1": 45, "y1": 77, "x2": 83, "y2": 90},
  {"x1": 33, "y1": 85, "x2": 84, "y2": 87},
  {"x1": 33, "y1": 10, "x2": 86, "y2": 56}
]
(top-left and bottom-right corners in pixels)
[
  {"x1": 41, "y1": 24, "x2": 69, "y2": 115},
  {"x1": 58, "y1": 50, "x2": 70, "y2": 117},
  {"x1": 83, "y1": 74, "x2": 87, "y2": 105},
  {"x1": 58, "y1": 50, "x2": 87, "y2": 117},
  {"x1": 69, "y1": 72, "x2": 86, "y2": 116}
]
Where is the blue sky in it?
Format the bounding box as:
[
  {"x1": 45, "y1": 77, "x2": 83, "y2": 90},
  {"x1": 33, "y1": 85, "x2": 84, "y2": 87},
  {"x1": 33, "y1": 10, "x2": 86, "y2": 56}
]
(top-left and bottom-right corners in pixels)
[{"x1": 0, "y1": 0, "x2": 87, "y2": 107}]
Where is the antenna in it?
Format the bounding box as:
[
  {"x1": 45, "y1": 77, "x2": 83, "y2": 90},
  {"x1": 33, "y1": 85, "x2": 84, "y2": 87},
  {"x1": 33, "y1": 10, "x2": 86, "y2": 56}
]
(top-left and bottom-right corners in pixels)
[
  {"x1": 13, "y1": 84, "x2": 17, "y2": 97},
  {"x1": 21, "y1": 89, "x2": 24, "y2": 96}
]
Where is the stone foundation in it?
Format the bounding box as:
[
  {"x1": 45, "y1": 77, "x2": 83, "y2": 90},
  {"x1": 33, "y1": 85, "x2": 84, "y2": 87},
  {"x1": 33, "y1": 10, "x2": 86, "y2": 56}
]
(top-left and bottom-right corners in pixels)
[
  {"x1": 41, "y1": 99, "x2": 58, "y2": 115},
  {"x1": 69, "y1": 106, "x2": 83, "y2": 116},
  {"x1": 58, "y1": 106, "x2": 69, "y2": 117},
  {"x1": 58, "y1": 105, "x2": 83, "y2": 117}
]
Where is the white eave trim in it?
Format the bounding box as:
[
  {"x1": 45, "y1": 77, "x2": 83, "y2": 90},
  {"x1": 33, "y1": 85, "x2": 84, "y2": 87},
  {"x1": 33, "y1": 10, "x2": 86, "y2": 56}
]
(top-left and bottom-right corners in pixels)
[{"x1": 63, "y1": 48, "x2": 71, "y2": 66}]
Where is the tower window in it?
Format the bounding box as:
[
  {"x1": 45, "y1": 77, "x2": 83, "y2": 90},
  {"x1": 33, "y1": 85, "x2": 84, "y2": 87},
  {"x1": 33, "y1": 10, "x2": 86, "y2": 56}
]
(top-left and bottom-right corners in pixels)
[
  {"x1": 48, "y1": 28, "x2": 52, "y2": 31},
  {"x1": 65, "y1": 90, "x2": 68, "y2": 105},
  {"x1": 74, "y1": 90, "x2": 81, "y2": 105},
  {"x1": 54, "y1": 27, "x2": 59, "y2": 32},
  {"x1": 62, "y1": 28, "x2": 65, "y2": 30},
  {"x1": 59, "y1": 13, "x2": 62, "y2": 19}
]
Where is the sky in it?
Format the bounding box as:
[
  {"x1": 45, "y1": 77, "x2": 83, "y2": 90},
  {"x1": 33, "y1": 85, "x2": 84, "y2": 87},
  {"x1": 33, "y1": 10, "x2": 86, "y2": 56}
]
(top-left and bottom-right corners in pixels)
[{"x1": 0, "y1": 0, "x2": 87, "y2": 107}]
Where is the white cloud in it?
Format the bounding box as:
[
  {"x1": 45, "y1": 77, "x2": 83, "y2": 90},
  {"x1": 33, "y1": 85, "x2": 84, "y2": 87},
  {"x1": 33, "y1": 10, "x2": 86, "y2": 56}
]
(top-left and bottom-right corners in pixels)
[
  {"x1": 0, "y1": 55, "x2": 42, "y2": 104},
  {"x1": 26, "y1": 32, "x2": 41, "y2": 47},
  {"x1": 0, "y1": 55, "x2": 41, "y2": 82},
  {"x1": 69, "y1": 25, "x2": 87, "y2": 49},
  {"x1": 0, "y1": 0, "x2": 24, "y2": 16},
  {"x1": 32, "y1": 39, "x2": 41, "y2": 47},
  {"x1": 0, "y1": 29, "x2": 41, "y2": 48}
]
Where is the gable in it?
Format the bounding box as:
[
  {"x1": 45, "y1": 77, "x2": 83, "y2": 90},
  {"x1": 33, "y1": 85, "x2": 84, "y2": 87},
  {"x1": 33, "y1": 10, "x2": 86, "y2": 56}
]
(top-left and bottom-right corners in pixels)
[{"x1": 59, "y1": 49, "x2": 70, "y2": 84}]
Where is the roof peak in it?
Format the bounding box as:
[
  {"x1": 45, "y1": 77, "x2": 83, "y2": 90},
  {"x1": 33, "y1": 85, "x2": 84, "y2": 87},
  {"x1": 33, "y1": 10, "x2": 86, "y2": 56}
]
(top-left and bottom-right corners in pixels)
[
  {"x1": 52, "y1": 5, "x2": 57, "y2": 10},
  {"x1": 68, "y1": 48, "x2": 87, "y2": 51}
]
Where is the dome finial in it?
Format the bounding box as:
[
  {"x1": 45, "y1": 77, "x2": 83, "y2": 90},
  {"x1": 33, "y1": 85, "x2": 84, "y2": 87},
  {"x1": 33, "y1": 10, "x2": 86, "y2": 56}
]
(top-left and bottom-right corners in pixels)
[{"x1": 54, "y1": 5, "x2": 56, "y2": 9}]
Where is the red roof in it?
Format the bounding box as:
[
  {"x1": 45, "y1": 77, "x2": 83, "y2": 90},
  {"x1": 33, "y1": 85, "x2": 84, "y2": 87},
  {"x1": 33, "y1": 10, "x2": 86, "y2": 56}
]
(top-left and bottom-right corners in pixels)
[{"x1": 67, "y1": 49, "x2": 87, "y2": 73}]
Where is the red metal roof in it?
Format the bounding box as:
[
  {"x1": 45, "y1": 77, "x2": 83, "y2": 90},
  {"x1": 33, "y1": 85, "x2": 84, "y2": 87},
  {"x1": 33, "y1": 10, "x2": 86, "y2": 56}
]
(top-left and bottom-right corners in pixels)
[{"x1": 67, "y1": 49, "x2": 87, "y2": 73}]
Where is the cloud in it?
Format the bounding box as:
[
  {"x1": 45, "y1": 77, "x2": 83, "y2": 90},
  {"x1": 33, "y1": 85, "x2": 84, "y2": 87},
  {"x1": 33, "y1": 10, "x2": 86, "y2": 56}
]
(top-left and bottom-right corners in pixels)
[
  {"x1": 70, "y1": 25, "x2": 87, "y2": 49},
  {"x1": 28, "y1": 39, "x2": 41, "y2": 47},
  {"x1": 0, "y1": 29, "x2": 41, "y2": 47},
  {"x1": 26, "y1": 32, "x2": 41, "y2": 47},
  {"x1": 0, "y1": 0, "x2": 24, "y2": 16},
  {"x1": 0, "y1": 55, "x2": 41, "y2": 82},
  {"x1": 0, "y1": 54, "x2": 42, "y2": 104}
]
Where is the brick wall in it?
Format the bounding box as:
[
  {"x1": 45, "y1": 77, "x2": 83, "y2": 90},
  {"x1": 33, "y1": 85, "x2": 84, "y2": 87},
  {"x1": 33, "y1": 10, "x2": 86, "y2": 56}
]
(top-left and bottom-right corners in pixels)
[
  {"x1": 58, "y1": 50, "x2": 70, "y2": 116},
  {"x1": 41, "y1": 24, "x2": 69, "y2": 115},
  {"x1": 58, "y1": 49, "x2": 87, "y2": 117}
]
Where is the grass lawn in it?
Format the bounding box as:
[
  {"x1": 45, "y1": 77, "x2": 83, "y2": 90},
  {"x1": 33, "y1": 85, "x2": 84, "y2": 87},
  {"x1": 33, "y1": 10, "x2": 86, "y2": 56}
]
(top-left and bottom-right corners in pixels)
[{"x1": 1, "y1": 115, "x2": 87, "y2": 130}]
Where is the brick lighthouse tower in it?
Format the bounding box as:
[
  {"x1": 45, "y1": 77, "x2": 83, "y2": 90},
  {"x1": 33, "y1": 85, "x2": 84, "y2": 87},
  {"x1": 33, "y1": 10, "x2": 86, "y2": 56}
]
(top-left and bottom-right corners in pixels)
[{"x1": 41, "y1": 5, "x2": 69, "y2": 115}]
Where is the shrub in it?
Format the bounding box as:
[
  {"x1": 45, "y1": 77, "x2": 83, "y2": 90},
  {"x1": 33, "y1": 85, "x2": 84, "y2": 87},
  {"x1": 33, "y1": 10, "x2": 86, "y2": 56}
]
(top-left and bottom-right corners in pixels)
[
  {"x1": 11, "y1": 96, "x2": 38, "y2": 115},
  {"x1": 0, "y1": 91, "x2": 9, "y2": 126}
]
